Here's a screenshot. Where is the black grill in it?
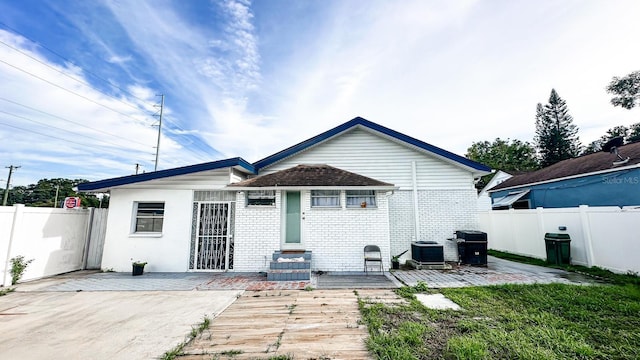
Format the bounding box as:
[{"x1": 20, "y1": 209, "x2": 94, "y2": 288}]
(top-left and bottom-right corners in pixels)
[{"x1": 456, "y1": 230, "x2": 488, "y2": 266}]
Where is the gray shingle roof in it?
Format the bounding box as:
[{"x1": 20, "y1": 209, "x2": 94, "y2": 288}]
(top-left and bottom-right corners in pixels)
[
  {"x1": 228, "y1": 164, "x2": 394, "y2": 187},
  {"x1": 491, "y1": 141, "x2": 640, "y2": 191}
]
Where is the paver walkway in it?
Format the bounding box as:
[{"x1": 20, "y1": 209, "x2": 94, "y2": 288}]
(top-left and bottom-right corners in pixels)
[
  {"x1": 179, "y1": 289, "x2": 403, "y2": 360},
  {"x1": 393, "y1": 256, "x2": 598, "y2": 287},
  {"x1": 30, "y1": 272, "x2": 311, "y2": 292}
]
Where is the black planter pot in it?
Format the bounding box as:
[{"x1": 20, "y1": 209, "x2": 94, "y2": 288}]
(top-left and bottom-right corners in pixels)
[
  {"x1": 391, "y1": 260, "x2": 400, "y2": 270},
  {"x1": 132, "y1": 264, "x2": 145, "y2": 276}
]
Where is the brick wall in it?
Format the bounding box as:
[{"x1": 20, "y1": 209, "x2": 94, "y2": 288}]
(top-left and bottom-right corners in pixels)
[
  {"x1": 303, "y1": 191, "x2": 390, "y2": 272},
  {"x1": 418, "y1": 189, "x2": 479, "y2": 261},
  {"x1": 233, "y1": 190, "x2": 391, "y2": 272},
  {"x1": 388, "y1": 189, "x2": 480, "y2": 262},
  {"x1": 233, "y1": 191, "x2": 282, "y2": 271},
  {"x1": 233, "y1": 188, "x2": 478, "y2": 271},
  {"x1": 388, "y1": 191, "x2": 414, "y2": 261}
]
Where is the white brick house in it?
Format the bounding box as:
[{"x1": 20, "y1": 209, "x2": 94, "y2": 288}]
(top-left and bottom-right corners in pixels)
[{"x1": 78, "y1": 117, "x2": 490, "y2": 274}]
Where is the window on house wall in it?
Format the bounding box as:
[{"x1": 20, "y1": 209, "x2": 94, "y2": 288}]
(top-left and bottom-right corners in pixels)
[
  {"x1": 346, "y1": 190, "x2": 376, "y2": 208},
  {"x1": 193, "y1": 190, "x2": 236, "y2": 202},
  {"x1": 311, "y1": 190, "x2": 341, "y2": 207},
  {"x1": 134, "y1": 202, "x2": 165, "y2": 233},
  {"x1": 247, "y1": 190, "x2": 276, "y2": 206}
]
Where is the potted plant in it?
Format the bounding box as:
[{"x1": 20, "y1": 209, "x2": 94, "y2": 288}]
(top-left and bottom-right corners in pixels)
[
  {"x1": 391, "y1": 250, "x2": 408, "y2": 270},
  {"x1": 132, "y1": 261, "x2": 147, "y2": 276}
]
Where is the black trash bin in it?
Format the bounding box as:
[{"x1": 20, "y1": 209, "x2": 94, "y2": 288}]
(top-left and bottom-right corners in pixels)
[
  {"x1": 456, "y1": 230, "x2": 488, "y2": 266},
  {"x1": 544, "y1": 233, "x2": 571, "y2": 265}
]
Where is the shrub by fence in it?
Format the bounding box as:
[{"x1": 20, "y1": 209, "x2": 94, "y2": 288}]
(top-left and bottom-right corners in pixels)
[{"x1": 1, "y1": 204, "x2": 107, "y2": 286}]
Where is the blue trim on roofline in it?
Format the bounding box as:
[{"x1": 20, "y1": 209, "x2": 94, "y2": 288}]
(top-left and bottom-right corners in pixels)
[
  {"x1": 253, "y1": 117, "x2": 491, "y2": 173},
  {"x1": 77, "y1": 157, "x2": 255, "y2": 191}
]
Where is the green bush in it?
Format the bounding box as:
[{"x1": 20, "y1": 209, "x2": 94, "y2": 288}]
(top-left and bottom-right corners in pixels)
[{"x1": 10, "y1": 255, "x2": 34, "y2": 285}]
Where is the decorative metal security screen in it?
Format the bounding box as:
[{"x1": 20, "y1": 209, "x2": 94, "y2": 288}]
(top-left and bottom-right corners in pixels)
[{"x1": 190, "y1": 191, "x2": 235, "y2": 271}]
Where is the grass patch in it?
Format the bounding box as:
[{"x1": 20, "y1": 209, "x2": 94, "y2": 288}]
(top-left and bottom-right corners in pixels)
[
  {"x1": 359, "y1": 283, "x2": 640, "y2": 359},
  {"x1": 488, "y1": 249, "x2": 640, "y2": 286},
  {"x1": 219, "y1": 349, "x2": 244, "y2": 357},
  {"x1": 0, "y1": 287, "x2": 15, "y2": 296},
  {"x1": 161, "y1": 315, "x2": 211, "y2": 360},
  {"x1": 266, "y1": 355, "x2": 293, "y2": 360}
]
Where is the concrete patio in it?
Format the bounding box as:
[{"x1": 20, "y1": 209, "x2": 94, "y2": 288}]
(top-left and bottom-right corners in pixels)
[
  {"x1": 12, "y1": 256, "x2": 598, "y2": 293},
  {"x1": 392, "y1": 256, "x2": 599, "y2": 288}
]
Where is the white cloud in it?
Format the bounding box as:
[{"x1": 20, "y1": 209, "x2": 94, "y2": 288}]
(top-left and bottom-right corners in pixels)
[
  {"x1": 263, "y1": 0, "x2": 640, "y2": 156},
  {"x1": 0, "y1": 29, "x2": 207, "y2": 185},
  {"x1": 107, "y1": 54, "x2": 132, "y2": 64}
]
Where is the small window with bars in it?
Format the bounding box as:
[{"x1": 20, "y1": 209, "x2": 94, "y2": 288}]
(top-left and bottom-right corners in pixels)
[
  {"x1": 134, "y1": 202, "x2": 165, "y2": 233},
  {"x1": 346, "y1": 190, "x2": 376, "y2": 208},
  {"x1": 311, "y1": 190, "x2": 341, "y2": 207},
  {"x1": 247, "y1": 190, "x2": 276, "y2": 206}
]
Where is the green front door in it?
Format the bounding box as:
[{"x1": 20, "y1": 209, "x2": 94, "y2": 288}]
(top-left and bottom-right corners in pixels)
[{"x1": 284, "y1": 191, "x2": 301, "y2": 246}]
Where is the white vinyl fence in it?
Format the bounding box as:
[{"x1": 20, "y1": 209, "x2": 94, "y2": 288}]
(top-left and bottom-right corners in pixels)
[
  {"x1": 1, "y1": 204, "x2": 108, "y2": 286},
  {"x1": 479, "y1": 205, "x2": 640, "y2": 274}
]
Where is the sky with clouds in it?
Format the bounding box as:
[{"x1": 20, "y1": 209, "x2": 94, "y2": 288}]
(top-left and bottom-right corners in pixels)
[{"x1": 1, "y1": 0, "x2": 640, "y2": 186}]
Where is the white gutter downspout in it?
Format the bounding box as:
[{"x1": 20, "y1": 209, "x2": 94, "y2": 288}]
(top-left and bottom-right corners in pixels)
[{"x1": 412, "y1": 161, "x2": 421, "y2": 242}]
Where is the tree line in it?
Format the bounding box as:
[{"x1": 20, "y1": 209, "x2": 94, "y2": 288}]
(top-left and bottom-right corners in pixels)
[
  {"x1": 1, "y1": 178, "x2": 108, "y2": 208},
  {"x1": 467, "y1": 70, "x2": 640, "y2": 189}
]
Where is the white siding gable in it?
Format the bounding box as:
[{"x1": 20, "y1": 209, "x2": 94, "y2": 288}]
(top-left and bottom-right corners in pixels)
[
  {"x1": 113, "y1": 168, "x2": 247, "y2": 190},
  {"x1": 260, "y1": 128, "x2": 474, "y2": 190}
]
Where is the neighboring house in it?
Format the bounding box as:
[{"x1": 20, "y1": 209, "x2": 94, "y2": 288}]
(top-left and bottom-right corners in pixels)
[
  {"x1": 78, "y1": 117, "x2": 490, "y2": 273},
  {"x1": 477, "y1": 170, "x2": 512, "y2": 211},
  {"x1": 489, "y1": 141, "x2": 640, "y2": 209}
]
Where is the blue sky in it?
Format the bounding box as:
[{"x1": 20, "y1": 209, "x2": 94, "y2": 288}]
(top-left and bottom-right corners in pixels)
[{"x1": 1, "y1": 0, "x2": 640, "y2": 186}]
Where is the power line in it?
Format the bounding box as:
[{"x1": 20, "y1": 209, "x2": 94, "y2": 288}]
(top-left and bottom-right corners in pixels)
[
  {"x1": 0, "y1": 24, "x2": 218, "y2": 163},
  {"x1": 0, "y1": 58, "x2": 149, "y2": 125},
  {"x1": 0, "y1": 21, "x2": 157, "y2": 108},
  {"x1": 0, "y1": 59, "x2": 215, "y2": 160},
  {"x1": 0, "y1": 39, "x2": 156, "y2": 113},
  {"x1": 0, "y1": 22, "x2": 200, "y2": 136},
  {"x1": 0, "y1": 121, "x2": 149, "y2": 159},
  {"x1": 0, "y1": 96, "x2": 152, "y2": 148},
  {"x1": 0, "y1": 109, "x2": 150, "y2": 151},
  {"x1": 0, "y1": 120, "x2": 211, "y2": 165}
]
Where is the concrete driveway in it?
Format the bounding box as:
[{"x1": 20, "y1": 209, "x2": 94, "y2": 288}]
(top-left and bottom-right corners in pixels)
[
  {"x1": 0, "y1": 290, "x2": 241, "y2": 360},
  {"x1": 0, "y1": 258, "x2": 599, "y2": 359}
]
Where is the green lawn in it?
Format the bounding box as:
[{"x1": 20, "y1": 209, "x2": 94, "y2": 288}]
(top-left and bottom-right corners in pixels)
[{"x1": 359, "y1": 283, "x2": 640, "y2": 359}]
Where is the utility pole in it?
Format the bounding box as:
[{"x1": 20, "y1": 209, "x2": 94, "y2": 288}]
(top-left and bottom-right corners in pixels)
[
  {"x1": 54, "y1": 183, "x2": 60, "y2": 208},
  {"x1": 2, "y1": 165, "x2": 20, "y2": 206},
  {"x1": 152, "y1": 94, "x2": 164, "y2": 171}
]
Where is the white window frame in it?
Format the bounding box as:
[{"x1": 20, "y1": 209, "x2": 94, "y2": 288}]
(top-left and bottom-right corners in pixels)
[
  {"x1": 346, "y1": 190, "x2": 377, "y2": 208},
  {"x1": 247, "y1": 190, "x2": 276, "y2": 206},
  {"x1": 133, "y1": 202, "x2": 165, "y2": 234},
  {"x1": 311, "y1": 190, "x2": 341, "y2": 208}
]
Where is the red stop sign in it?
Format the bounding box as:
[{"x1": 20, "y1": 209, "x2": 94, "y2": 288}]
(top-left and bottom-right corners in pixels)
[{"x1": 65, "y1": 197, "x2": 78, "y2": 208}]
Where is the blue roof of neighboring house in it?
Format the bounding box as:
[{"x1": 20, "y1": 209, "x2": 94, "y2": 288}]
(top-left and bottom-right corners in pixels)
[
  {"x1": 77, "y1": 157, "x2": 255, "y2": 192},
  {"x1": 253, "y1": 116, "x2": 491, "y2": 173},
  {"x1": 490, "y1": 141, "x2": 640, "y2": 192}
]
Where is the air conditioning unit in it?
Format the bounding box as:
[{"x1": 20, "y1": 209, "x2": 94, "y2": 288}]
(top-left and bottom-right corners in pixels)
[{"x1": 411, "y1": 241, "x2": 444, "y2": 264}]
